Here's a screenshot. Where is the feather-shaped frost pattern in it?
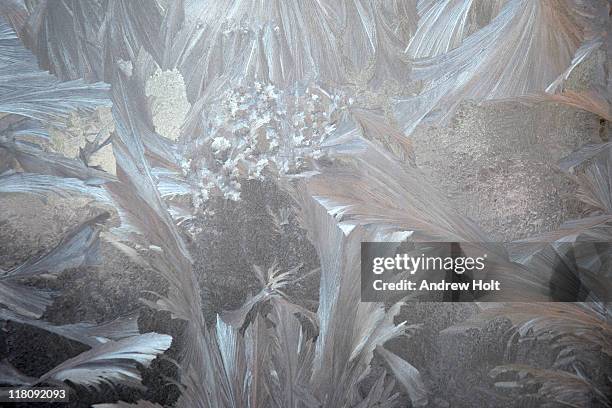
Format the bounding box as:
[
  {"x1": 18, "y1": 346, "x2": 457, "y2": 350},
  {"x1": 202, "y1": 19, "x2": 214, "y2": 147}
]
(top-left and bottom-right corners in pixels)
[
  {"x1": 355, "y1": 369, "x2": 399, "y2": 408},
  {"x1": 0, "y1": 138, "x2": 117, "y2": 182},
  {"x1": 108, "y1": 70, "x2": 198, "y2": 326},
  {"x1": 291, "y1": 168, "x2": 417, "y2": 406},
  {"x1": 268, "y1": 297, "x2": 317, "y2": 408},
  {"x1": 546, "y1": 36, "x2": 608, "y2": 96},
  {"x1": 406, "y1": 0, "x2": 506, "y2": 58},
  {"x1": 0, "y1": 308, "x2": 140, "y2": 347},
  {"x1": 4, "y1": 213, "x2": 107, "y2": 279},
  {"x1": 0, "y1": 279, "x2": 53, "y2": 319},
  {"x1": 376, "y1": 346, "x2": 428, "y2": 407},
  {"x1": 558, "y1": 142, "x2": 612, "y2": 174},
  {"x1": 220, "y1": 261, "x2": 306, "y2": 329},
  {"x1": 152, "y1": 167, "x2": 194, "y2": 199},
  {"x1": 0, "y1": 18, "x2": 110, "y2": 126},
  {"x1": 0, "y1": 171, "x2": 113, "y2": 207},
  {"x1": 214, "y1": 316, "x2": 251, "y2": 406},
  {"x1": 378, "y1": 0, "x2": 418, "y2": 45},
  {"x1": 166, "y1": 0, "x2": 347, "y2": 100},
  {"x1": 569, "y1": 143, "x2": 612, "y2": 213},
  {"x1": 478, "y1": 302, "x2": 612, "y2": 363},
  {"x1": 0, "y1": 14, "x2": 35, "y2": 66},
  {"x1": 101, "y1": 0, "x2": 164, "y2": 76},
  {"x1": 489, "y1": 364, "x2": 612, "y2": 407},
  {"x1": 21, "y1": 0, "x2": 106, "y2": 81},
  {"x1": 288, "y1": 193, "x2": 421, "y2": 407},
  {"x1": 0, "y1": 214, "x2": 107, "y2": 318},
  {"x1": 395, "y1": 0, "x2": 590, "y2": 134},
  {"x1": 107, "y1": 67, "x2": 213, "y2": 408},
  {"x1": 244, "y1": 316, "x2": 272, "y2": 408},
  {"x1": 327, "y1": 0, "x2": 410, "y2": 88},
  {"x1": 38, "y1": 332, "x2": 172, "y2": 390},
  {"x1": 514, "y1": 34, "x2": 611, "y2": 120}
]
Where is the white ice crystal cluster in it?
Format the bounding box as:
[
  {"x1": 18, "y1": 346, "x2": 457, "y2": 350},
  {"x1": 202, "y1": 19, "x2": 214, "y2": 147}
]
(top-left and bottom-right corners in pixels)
[
  {"x1": 183, "y1": 83, "x2": 350, "y2": 205},
  {"x1": 145, "y1": 68, "x2": 191, "y2": 141}
]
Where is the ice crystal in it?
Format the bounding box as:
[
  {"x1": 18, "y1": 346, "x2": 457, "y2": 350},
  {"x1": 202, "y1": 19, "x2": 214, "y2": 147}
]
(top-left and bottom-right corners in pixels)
[
  {"x1": 182, "y1": 83, "x2": 351, "y2": 204},
  {"x1": 145, "y1": 68, "x2": 191, "y2": 141}
]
